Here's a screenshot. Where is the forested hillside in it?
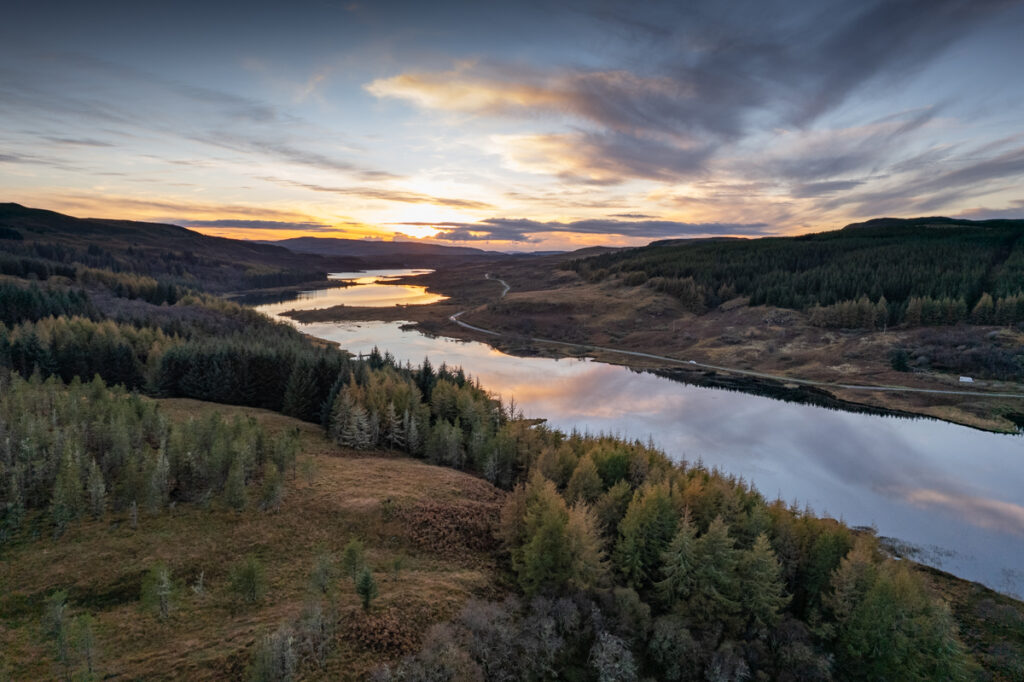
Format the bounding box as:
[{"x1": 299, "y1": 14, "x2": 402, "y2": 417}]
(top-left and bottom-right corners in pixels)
[
  {"x1": 0, "y1": 203, "x2": 365, "y2": 292},
  {"x1": 571, "y1": 217, "x2": 1024, "y2": 329},
  {"x1": 2, "y1": 218, "x2": 1022, "y2": 680}
]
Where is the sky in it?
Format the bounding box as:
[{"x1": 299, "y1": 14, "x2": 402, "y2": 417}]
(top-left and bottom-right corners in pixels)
[{"x1": 2, "y1": 0, "x2": 1024, "y2": 252}]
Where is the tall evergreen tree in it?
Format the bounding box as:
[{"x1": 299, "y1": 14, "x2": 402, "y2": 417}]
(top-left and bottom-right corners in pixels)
[
  {"x1": 686, "y1": 516, "x2": 740, "y2": 631},
  {"x1": 86, "y1": 458, "x2": 106, "y2": 520},
  {"x1": 736, "y1": 533, "x2": 789, "y2": 632}
]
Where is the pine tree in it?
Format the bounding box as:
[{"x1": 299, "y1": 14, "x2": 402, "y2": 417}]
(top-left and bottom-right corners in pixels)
[
  {"x1": 515, "y1": 473, "x2": 572, "y2": 595},
  {"x1": 260, "y1": 462, "x2": 284, "y2": 511},
  {"x1": 148, "y1": 449, "x2": 169, "y2": 512},
  {"x1": 656, "y1": 511, "x2": 698, "y2": 608},
  {"x1": 72, "y1": 613, "x2": 98, "y2": 679},
  {"x1": 230, "y1": 555, "x2": 266, "y2": 605},
  {"x1": 566, "y1": 455, "x2": 603, "y2": 505},
  {"x1": 5, "y1": 470, "x2": 25, "y2": 532},
  {"x1": 341, "y1": 538, "x2": 366, "y2": 579},
  {"x1": 403, "y1": 408, "x2": 422, "y2": 456},
  {"x1": 834, "y1": 562, "x2": 969, "y2": 680},
  {"x1": 224, "y1": 454, "x2": 247, "y2": 511},
  {"x1": 686, "y1": 515, "x2": 740, "y2": 630},
  {"x1": 281, "y1": 359, "x2": 318, "y2": 422},
  {"x1": 417, "y1": 357, "x2": 436, "y2": 401},
  {"x1": 86, "y1": 458, "x2": 106, "y2": 520},
  {"x1": 51, "y1": 447, "x2": 82, "y2": 536},
  {"x1": 971, "y1": 292, "x2": 995, "y2": 325},
  {"x1": 142, "y1": 563, "x2": 174, "y2": 620},
  {"x1": 355, "y1": 567, "x2": 379, "y2": 612},
  {"x1": 383, "y1": 402, "x2": 404, "y2": 450},
  {"x1": 565, "y1": 504, "x2": 607, "y2": 590},
  {"x1": 614, "y1": 483, "x2": 677, "y2": 591},
  {"x1": 737, "y1": 533, "x2": 789, "y2": 631}
]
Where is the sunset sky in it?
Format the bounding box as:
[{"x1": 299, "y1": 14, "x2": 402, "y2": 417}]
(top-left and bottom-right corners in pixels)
[{"x1": 2, "y1": 0, "x2": 1023, "y2": 251}]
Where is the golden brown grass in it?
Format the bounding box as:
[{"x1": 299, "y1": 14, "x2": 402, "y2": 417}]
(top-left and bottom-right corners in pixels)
[{"x1": 0, "y1": 399, "x2": 507, "y2": 680}]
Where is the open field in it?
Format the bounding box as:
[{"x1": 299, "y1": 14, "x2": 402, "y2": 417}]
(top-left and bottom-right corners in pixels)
[{"x1": 0, "y1": 400, "x2": 507, "y2": 681}]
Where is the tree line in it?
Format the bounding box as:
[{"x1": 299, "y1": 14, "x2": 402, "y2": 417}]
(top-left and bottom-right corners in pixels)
[
  {"x1": 571, "y1": 220, "x2": 1024, "y2": 328},
  {"x1": 0, "y1": 374, "x2": 299, "y2": 544}
]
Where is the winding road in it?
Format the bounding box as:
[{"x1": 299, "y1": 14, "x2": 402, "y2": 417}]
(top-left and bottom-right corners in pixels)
[{"x1": 450, "y1": 275, "x2": 1024, "y2": 400}]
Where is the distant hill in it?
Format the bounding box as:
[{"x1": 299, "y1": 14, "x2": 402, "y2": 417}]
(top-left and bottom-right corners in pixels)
[
  {"x1": 264, "y1": 235, "x2": 528, "y2": 268},
  {"x1": 841, "y1": 216, "x2": 1024, "y2": 231},
  {"x1": 267, "y1": 236, "x2": 505, "y2": 259},
  {"x1": 0, "y1": 203, "x2": 364, "y2": 291},
  {"x1": 570, "y1": 215, "x2": 1024, "y2": 326}
]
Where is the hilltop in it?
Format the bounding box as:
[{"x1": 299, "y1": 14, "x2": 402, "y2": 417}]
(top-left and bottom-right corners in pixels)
[
  {"x1": 265, "y1": 236, "x2": 508, "y2": 265},
  {"x1": 0, "y1": 203, "x2": 364, "y2": 292}
]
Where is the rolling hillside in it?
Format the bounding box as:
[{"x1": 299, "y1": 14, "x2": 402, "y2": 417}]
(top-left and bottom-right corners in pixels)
[{"x1": 0, "y1": 203, "x2": 363, "y2": 292}]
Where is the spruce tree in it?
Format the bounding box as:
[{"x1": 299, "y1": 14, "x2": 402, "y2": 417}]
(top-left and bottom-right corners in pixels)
[
  {"x1": 686, "y1": 516, "x2": 740, "y2": 630},
  {"x1": 355, "y1": 567, "x2": 379, "y2": 612},
  {"x1": 281, "y1": 359, "x2": 318, "y2": 422},
  {"x1": 224, "y1": 454, "x2": 247, "y2": 511},
  {"x1": 51, "y1": 447, "x2": 82, "y2": 536},
  {"x1": 148, "y1": 449, "x2": 169, "y2": 512},
  {"x1": 260, "y1": 462, "x2": 284, "y2": 511},
  {"x1": 566, "y1": 455, "x2": 603, "y2": 505},
  {"x1": 341, "y1": 538, "x2": 366, "y2": 579},
  {"x1": 614, "y1": 483, "x2": 677, "y2": 591},
  {"x1": 737, "y1": 533, "x2": 789, "y2": 631},
  {"x1": 565, "y1": 504, "x2": 607, "y2": 590},
  {"x1": 515, "y1": 473, "x2": 572, "y2": 595},
  {"x1": 656, "y1": 511, "x2": 698, "y2": 608},
  {"x1": 86, "y1": 458, "x2": 106, "y2": 520},
  {"x1": 5, "y1": 470, "x2": 24, "y2": 532}
]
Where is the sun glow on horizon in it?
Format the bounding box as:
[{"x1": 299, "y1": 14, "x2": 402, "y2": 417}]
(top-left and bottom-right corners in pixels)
[{"x1": 392, "y1": 224, "x2": 442, "y2": 239}]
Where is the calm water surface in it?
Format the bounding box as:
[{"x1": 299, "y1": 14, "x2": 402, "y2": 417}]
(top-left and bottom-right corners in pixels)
[
  {"x1": 257, "y1": 272, "x2": 1024, "y2": 596},
  {"x1": 254, "y1": 269, "x2": 446, "y2": 317}
]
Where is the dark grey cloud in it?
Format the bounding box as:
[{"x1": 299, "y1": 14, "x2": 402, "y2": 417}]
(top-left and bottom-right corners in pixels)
[
  {"x1": 743, "y1": 106, "x2": 941, "y2": 183},
  {"x1": 819, "y1": 144, "x2": 1024, "y2": 215},
  {"x1": 586, "y1": 0, "x2": 1009, "y2": 129},
  {"x1": 267, "y1": 177, "x2": 495, "y2": 210},
  {"x1": 374, "y1": 0, "x2": 1016, "y2": 186},
  {"x1": 396, "y1": 217, "x2": 772, "y2": 242}
]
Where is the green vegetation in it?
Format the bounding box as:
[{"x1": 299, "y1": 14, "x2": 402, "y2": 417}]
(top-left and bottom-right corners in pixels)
[
  {"x1": 1, "y1": 210, "x2": 1021, "y2": 679},
  {"x1": 572, "y1": 217, "x2": 1024, "y2": 328},
  {"x1": 0, "y1": 373, "x2": 298, "y2": 543},
  {"x1": 0, "y1": 202, "x2": 351, "y2": 293},
  {"x1": 230, "y1": 556, "x2": 267, "y2": 605}
]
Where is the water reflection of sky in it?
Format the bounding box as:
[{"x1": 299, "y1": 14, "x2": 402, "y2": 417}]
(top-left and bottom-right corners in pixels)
[
  {"x1": 254, "y1": 269, "x2": 446, "y2": 316},
  {"x1": 257, "y1": 276, "x2": 1024, "y2": 596}
]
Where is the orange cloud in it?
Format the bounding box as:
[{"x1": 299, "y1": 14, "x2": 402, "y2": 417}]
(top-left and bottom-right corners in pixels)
[{"x1": 366, "y1": 65, "x2": 688, "y2": 136}]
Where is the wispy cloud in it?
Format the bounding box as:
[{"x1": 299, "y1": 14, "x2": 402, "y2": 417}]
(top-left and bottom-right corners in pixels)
[
  {"x1": 268, "y1": 177, "x2": 495, "y2": 210},
  {"x1": 368, "y1": 1, "x2": 1013, "y2": 187},
  {"x1": 395, "y1": 217, "x2": 772, "y2": 242},
  {"x1": 179, "y1": 218, "x2": 335, "y2": 232}
]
